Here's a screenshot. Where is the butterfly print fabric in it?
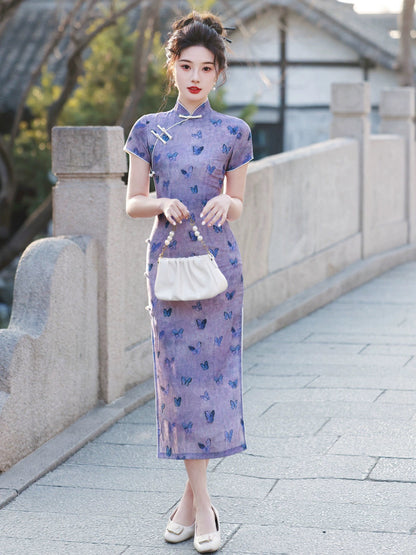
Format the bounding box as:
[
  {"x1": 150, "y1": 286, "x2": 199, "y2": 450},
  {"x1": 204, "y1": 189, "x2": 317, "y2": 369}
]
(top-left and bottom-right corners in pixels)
[{"x1": 124, "y1": 99, "x2": 253, "y2": 459}]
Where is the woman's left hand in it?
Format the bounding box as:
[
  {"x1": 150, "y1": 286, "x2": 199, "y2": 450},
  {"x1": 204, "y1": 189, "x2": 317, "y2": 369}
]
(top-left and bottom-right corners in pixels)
[{"x1": 200, "y1": 194, "x2": 232, "y2": 227}]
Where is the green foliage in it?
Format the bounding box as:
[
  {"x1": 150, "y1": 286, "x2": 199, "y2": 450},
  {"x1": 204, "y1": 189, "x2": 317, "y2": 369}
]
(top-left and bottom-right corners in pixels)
[
  {"x1": 187, "y1": 0, "x2": 217, "y2": 12},
  {"x1": 61, "y1": 17, "x2": 136, "y2": 125},
  {"x1": 238, "y1": 102, "x2": 258, "y2": 127},
  {"x1": 12, "y1": 72, "x2": 59, "y2": 217}
]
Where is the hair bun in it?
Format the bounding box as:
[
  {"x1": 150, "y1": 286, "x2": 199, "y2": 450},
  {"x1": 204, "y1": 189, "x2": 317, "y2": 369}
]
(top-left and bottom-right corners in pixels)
[
  {"x1": 172, "y1": 11, "x2": 226, "y2": 39},
  {"x1": 201, "y1": 14, "x2": 224, "y2": 36}
]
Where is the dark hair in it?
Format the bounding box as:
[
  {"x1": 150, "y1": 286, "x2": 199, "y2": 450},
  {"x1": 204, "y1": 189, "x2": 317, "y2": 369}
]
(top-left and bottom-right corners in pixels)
[{"x1": 165, "y1": 11, "x2": 228, "y2": 92}]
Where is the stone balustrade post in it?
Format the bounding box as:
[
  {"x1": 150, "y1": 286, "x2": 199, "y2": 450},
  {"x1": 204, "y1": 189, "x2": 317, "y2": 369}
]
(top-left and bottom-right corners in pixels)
[
  {"x1": 330, "y1": 82, "x2": 371, "y2": 258},
  {"x1": 52, "y1": 126, "x2": 128, "y2": 403},
  {"x1": 379, "y1": 87, "x2": 416, "y2": 244}
]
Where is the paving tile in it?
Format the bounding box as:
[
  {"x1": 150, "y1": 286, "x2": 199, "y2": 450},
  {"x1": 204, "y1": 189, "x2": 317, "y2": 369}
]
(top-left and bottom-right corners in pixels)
[
  {"x1": 91, "y1": 423, "x2": 157, "y2": 446},
  {"x1": 0, "y1": 489, "x2": 16, "y2": 507},
  {"x1": 244, "y1": 351, "x2": 412, "y2": 367},
  {"x1": 121, "y1": 402, "x2": 156, "y2": 424},
  {"x1": 376, "y1": 390, "x2": 416, "y2": 404},
  {"x1": 245, "y1": 414, "x2": 328, "y2": 437},
  {"x1": 305, "y1": 332, "x2": 416, "y2": 345},
  {"x1": 36, "y1": 463, "x2": 273, "y2": 500},
  {"x1": 243, "y1": 386, "x2": 382, "y2": 405},
  {"x1": 269, "y1": 478, "x2": 416, "y2": 508},
  {"x1": 3, "y1": 484, "x2": 179, "y2": 517},
  {"x1": 360, "y1": 344, "x2": 416, "y2": 356},
  {"x1": 0, "y1": 538, "x2": 129, "y2": 555},
  {"x1": 214, "y1": 452, "x2": 374, "y2": 480},
  {"x1": 245, "y1": 434, "x2": 338, "y2": 457},
  {"x1": 263, "y1": 400, "x2": 416, "y2": 420},
  {"x1": 329, "y1": 433, "x2": 416, "y2": 458},
  {"x1": 258, "y1": 498, "x2": 416, "y2": 534},
  {"x1": 247, "y1": 342, "x2": 365, "y2": 356},
  {"x1": 318, "y1": 418, "x2": 416, "y2": 437},
  {"x1": 307, "y1": 374, "x2": 416, "y2": 390},
  {"x1": 370, "y1": 458, "x2": 416, "y2": 482},
  {"x1": 242, "y1": 374, "x2": 316, "y2": 390},
  {"x1": 226, "y1": 523, "x2": 416, "y2": 555}
]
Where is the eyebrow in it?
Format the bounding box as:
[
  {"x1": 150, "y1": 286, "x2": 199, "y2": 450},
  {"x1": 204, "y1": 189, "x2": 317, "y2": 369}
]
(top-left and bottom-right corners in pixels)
[{"x1": 178, "y1": 59, "x2": 215, "y2": 65}]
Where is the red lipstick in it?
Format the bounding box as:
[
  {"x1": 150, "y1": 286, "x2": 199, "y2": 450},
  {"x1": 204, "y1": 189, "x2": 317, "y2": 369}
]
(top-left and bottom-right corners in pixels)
[{"x1": 188, "y1": 86, "x2": 202, "y2": 94}]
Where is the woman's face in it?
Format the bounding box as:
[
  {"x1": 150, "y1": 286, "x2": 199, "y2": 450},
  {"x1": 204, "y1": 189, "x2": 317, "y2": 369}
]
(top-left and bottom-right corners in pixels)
[{"x1": 174, "y1": 45, "x2": 219, "y2": 111}]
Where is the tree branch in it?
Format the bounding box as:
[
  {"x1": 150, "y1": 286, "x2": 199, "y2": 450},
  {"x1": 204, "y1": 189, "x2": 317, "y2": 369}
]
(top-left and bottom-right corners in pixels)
[
  {"x1": 0, "y1": 0, "x2": 25, "y2": 38},
  {"x1": 0, "y1": 194, "x2": 52, "y2": 270},
  {"x1": 46, "y1": 0, "x2": 145, "y2": 137},
  {"x1": 117, "y1": 0, "x2": 162, "y2": 131},
  {"x1": 9, "y1": 0, "x2": 85, "y2": 147}
]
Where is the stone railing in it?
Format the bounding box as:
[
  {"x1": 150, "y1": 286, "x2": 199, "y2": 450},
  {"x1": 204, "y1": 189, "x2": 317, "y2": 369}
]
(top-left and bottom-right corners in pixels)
[{"x1": 0, "y1": 82, "x2": 415, "y2": 471}]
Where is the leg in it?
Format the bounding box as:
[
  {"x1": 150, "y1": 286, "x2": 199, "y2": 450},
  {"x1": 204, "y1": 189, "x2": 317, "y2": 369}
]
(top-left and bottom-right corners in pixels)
[
  {"x1": 172, "y1": 459, "x2": 209, "y2": 525},
  {"x1": 185, "y1": 459, "x2": 216, "y2": 536},
  {"x1": 171, "y1": 478, "x2": 195, "y2": 526}
]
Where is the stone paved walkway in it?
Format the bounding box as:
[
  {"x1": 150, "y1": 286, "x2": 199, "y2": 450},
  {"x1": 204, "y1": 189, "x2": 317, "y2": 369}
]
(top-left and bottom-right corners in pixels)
[{"x1": 1, "y1": 262, "x2": 416, "y2": 554}]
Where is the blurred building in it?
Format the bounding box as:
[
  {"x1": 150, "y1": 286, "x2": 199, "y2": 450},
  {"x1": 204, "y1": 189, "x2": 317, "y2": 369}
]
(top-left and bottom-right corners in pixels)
[{"x1": 220, "y1": 0, "x2": 416, "y2": 157}]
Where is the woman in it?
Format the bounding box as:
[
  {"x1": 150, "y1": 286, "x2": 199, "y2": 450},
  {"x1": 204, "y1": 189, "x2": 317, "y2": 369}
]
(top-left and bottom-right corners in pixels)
[{"x1": 124, "y1": 11, "x2": 253, "y2": 553}]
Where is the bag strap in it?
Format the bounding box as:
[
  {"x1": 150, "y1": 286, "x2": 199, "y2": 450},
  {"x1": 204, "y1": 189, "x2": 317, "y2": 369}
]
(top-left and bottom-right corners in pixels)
[{"x1": 158, "y1": 215, "x2": 212, "y2": 260}]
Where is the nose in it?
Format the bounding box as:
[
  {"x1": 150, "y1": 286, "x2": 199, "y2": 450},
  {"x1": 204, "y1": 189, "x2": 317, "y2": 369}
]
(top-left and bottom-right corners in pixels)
[{"x1": 191, "y1": 68, "x2": 200, "y2": 83}]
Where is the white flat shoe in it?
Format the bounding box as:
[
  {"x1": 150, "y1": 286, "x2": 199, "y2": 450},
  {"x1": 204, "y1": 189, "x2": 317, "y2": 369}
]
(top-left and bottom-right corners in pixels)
[
  {"x1": 164, "y1": 507, "x2": 195, "y2": 543},
  {"x1": 194, "y1": 505, "x2": 221, "y2": 553}
]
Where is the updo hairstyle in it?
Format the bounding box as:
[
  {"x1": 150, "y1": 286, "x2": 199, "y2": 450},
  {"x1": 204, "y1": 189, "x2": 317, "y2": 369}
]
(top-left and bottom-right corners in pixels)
[{"x1": 165, "y1": 11, "x2": 229, "y2": 92}]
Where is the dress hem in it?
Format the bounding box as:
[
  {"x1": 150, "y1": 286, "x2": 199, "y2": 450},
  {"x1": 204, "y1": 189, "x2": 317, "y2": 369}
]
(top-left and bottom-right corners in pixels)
[{"x1": 157, "y1": 443, "x2": 247, "y2": 460}]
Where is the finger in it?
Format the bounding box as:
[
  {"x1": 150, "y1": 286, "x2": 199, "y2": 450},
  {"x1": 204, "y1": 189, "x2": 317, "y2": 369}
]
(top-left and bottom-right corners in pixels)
[
  {"x1": 202, "y1": 204, "x2": 219, "y2": 223},
  {"x1": 218, "y1": 212, "x2": 227, "y2": 226},
  {"x1": 206, "y1": 210, "x2": 222, "y2": 227},
  {"x1": 200, "y1": 201, "x2": 214, "y2": 220},
  {"x1": 177, "y1": 202, "x2": 189, "y2": 221}
]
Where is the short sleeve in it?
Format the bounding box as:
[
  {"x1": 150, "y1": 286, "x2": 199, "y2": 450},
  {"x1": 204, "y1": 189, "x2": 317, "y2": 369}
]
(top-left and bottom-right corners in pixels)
[
  {"x1": 226, "y1": 119, "x2": 254, "y2": 172},
  {"x1": 123, "y1": 115, "x2": 151, "y2": 163}
]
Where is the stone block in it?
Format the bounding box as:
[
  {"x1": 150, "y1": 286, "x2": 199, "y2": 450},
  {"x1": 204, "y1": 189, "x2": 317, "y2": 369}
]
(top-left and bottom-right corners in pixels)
[
  {"x1": 52, "y1": 126, "x2": 127, "y2": 175},
  {"x1": 0, "y1": 236, "x2": 99, "y2": 472},
  {"x1": 380, "y1": 87, "x2": 415, "y2": 119},
  {"x1": 330, "y1": 82, "x2": 371, "y2": 115},
  {"x1": 231, "y1": 158, "x2": 273, "y2": 287}
]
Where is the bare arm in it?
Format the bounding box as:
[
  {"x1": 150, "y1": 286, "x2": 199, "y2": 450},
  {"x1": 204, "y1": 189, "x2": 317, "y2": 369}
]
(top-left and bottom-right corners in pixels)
[
  {"x1": 200, "y1": 163, "x2": 249, "y2": 226},
  {"x1": 125, "y1": 154, "x2": 189, "y2": 225}
]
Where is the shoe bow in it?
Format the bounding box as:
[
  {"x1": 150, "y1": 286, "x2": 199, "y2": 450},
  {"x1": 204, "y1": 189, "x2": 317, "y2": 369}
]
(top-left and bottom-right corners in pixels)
[
  {"x1": 197, "y1": 533, "x2": 214, "y2": 543},
  {"x1": 166, "y1": 521, "x2": 184, "y2": 535}
]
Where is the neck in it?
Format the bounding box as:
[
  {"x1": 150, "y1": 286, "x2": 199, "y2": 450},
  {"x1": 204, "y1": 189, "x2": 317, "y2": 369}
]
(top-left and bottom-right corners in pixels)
[{"x1": 177, "y1": 95, "x2": 208, "y2": 115}]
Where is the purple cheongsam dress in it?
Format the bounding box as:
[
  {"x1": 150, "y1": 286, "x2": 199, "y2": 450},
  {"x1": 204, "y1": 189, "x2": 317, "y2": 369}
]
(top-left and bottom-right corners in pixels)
[{"x1": 124, "y1": 99, "x2": 253, "y2": 459}]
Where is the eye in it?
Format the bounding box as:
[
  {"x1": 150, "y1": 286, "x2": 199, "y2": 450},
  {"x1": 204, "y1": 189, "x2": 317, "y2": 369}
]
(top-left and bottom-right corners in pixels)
[
  {"x1": 180, "y1": 64, "x2": 190, "y2": 70},
  {"x1": 203, "y1": 66, "x2": 213, "y2": 72}
]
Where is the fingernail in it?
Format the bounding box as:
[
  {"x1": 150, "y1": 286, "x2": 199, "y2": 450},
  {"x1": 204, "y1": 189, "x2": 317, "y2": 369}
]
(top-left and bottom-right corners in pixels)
[
  {"x1": 201, "y1": 221, "x2": 205, "y2": 226},
  {"x1": 200, "y1": 213, "x2": 203, "y2": 218}
]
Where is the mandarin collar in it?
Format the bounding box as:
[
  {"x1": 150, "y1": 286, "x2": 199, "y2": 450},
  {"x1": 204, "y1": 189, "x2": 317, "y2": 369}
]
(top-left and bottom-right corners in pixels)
[{"x1": 173, "y1": 99, "x2": 211, "y2": 117}]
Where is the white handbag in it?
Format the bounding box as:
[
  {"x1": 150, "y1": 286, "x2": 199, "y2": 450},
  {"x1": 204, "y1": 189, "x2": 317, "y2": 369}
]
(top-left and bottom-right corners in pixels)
[{"x1": 154, "y1": 218, "x2": 228, "y2": 301}]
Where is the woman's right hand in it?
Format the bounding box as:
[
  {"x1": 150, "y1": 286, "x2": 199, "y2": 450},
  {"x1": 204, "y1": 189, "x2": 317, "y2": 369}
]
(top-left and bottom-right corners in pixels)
[{"x1": 160, "y1": 198, "x2": 189, "y2": 226}]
